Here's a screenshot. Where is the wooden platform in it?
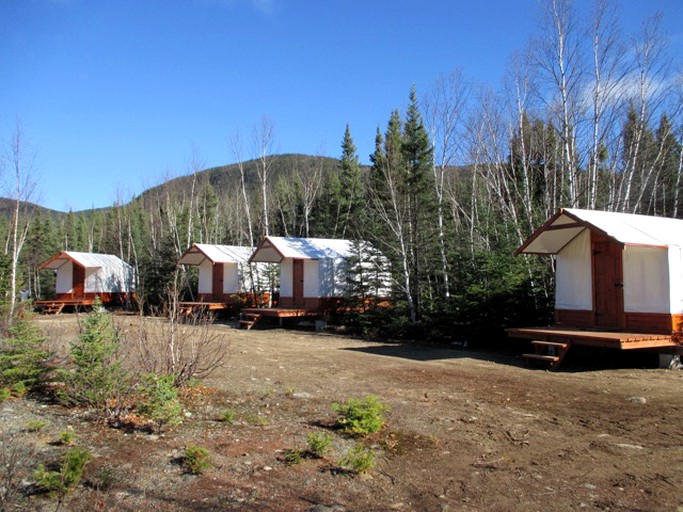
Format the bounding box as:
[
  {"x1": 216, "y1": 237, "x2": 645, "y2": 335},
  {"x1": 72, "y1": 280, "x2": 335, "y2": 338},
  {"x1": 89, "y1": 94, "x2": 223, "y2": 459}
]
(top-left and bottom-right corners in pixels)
[
  {"x1": 179, "y1": 301, "x2": 230, "y2": 311},
  {"x1": 507, "y1": 326, "x2": 679, "y2": 350},
  {"x1": 239, "y1": 307, "x2": 323, "y2": 329},
  {"x1": 34, "y1": 299, "x2": 95, "y2": 314},
  {"x1": 241, "y1": 307, "x2": 321, "y2": 319}
]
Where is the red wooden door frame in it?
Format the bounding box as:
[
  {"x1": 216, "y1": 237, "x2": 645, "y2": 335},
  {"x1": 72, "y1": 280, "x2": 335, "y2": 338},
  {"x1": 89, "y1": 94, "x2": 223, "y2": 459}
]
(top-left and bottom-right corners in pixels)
[
  {"x1": 292, "y1": 259, "x2": 304, "y2": 308},
  {"x1": 72, "y1": 263, "x2": 85, "y2": 299},
  {"x1": 212, "y1": 263, "x2": 224, "y2": 301},
  {"x1": 591, "y1": 233, "x2": 624, "y2": 329}
]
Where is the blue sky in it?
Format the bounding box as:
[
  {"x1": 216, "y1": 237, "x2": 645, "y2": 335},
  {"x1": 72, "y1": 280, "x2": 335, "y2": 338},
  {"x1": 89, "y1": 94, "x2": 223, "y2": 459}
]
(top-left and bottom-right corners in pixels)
[{"x1": 1, "y1": 0, "x2": 682, "y2": 212}]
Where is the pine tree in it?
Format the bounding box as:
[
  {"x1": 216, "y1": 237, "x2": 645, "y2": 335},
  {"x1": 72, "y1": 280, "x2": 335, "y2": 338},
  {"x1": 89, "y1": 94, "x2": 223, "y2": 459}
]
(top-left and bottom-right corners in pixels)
[
  {"x1": 401, "y1": 86, "x2": 437, "y2": 317},
  {"x1": 338, "y1": 124, "x2": 365, "y2": 238}
]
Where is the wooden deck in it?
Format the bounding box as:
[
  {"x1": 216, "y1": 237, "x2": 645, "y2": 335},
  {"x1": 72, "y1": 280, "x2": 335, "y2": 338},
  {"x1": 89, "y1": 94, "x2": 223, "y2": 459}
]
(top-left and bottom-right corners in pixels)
[
  {"x1": 34, "y1": 299, "x2": 96, "y2": 314},
  {"x1": 239, "y1": 307, "x2": 324, "y2": 329},
  {"x1": 507, "y1": 326, "x2": 680, "y2": 350},
  {"x1": 179, "y1": 301, "x2": 231, "y2": 310},
  {"x1": 241, "y1": 307, "x2": 321, "y2": 318}
]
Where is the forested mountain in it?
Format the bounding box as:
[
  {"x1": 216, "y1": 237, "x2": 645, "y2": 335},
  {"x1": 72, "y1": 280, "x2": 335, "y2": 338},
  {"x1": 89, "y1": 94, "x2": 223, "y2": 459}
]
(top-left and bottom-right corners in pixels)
[
  {"x1": 0, "y1": 198, "x2": 64, "y2": 220},
  {"x1": 2, "y1": 1, "x2": 681, "y2": 341}
]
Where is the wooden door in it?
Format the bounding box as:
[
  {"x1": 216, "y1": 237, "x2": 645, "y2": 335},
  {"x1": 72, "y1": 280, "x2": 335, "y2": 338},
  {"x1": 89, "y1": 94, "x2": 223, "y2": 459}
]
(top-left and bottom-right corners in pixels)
[
  {"x1": 292, "y1": 259, "x2": 304, "y2": 308},
  {"x1": 591, "y1": 235, "x2": 624, "y2": 329},
  {"x1": 212, "y1": 263, "x2": 224, "y2": 301},
  {"x1": 72, "y1": 263, "x2": 85, "y2": 299}
]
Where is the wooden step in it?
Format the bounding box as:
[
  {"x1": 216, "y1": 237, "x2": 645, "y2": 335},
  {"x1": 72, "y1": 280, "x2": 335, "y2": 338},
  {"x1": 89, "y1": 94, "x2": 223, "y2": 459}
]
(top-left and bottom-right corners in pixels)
[
  {"x1": 523, "y1": 353, "x2": 560, "y2": 362},
  {"x1": 38, "y1": 303, "x2": 65, "y2": 314},
  {"x1": 531, "y1": 340, "x2": 569, "y2": 349},
  {"x1": 239, "y1": 313, "x2": 262, "y2": 330}
]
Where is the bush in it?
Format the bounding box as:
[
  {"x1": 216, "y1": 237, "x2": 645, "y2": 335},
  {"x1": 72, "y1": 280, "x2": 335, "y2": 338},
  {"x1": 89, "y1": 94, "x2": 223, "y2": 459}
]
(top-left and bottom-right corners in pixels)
[
  {"x1": 11, "y1": 382, "x2": 27, "y2": 398},
  {"x1": 130, "y1": 296, "x2": 227, "y2": 388},
  {"x1": 58, "y1": 299, "x2": 131, "y2": 420},
  {"x1": 306, "y1": 432, "x2": 333, "y2": 459},
  {"x1": 34, "y1": 447, "x2": 92, "y2": 498},
  {"x1": 25, "y1": 420, "x2": 48, "y2": 432},
  {"x1": 183, "y1": 445, "x2": 210, "y2": 475},
  {"x1": 331, "y1": 395, "x2": 388, "y2": 437},
  {"x1": 219, "y1": 409, "x2": 236, "y2": 424},
  {"x1": 0, "y1": 315, "x2": 51, "y2": 392},
  {"x1": 282, "y1": 448, "x2": 303, "y2": 466},
  {"x1": 338, "y1": 444, "x2": 375, "y2": 474},
  {"x1": 57, "y1": 431, "x2": 76, "y2": 446},
  {"x1": 0, "y1": 387, "x2": 10, "y2": 402},
  {"x1": 137, "y1": 373, "x2": 183, "y2": 433}
]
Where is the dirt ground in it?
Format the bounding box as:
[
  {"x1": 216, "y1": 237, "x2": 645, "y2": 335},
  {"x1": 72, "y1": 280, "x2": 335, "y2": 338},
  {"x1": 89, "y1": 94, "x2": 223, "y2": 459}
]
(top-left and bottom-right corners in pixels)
[{"x1": 2, "y1": 314, "x2": 682, "y2": 512}]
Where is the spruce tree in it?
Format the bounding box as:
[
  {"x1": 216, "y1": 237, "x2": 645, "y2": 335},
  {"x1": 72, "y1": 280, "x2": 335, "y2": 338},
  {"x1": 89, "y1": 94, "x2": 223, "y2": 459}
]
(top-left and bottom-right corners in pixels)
[
  {"x1": 402, "y1": 86, "x2": 437, "y2": 317},
  {"x1": 338, "y1": 124, "x2": 365, "y2": 238}
]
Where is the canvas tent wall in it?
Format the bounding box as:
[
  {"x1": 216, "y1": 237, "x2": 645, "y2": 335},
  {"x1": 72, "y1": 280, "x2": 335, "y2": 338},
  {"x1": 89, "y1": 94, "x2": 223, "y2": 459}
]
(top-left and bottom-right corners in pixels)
[
  {"x1": 248, "y1": 236, "x2": 361, "y2": 309},
  {"x1": 39, "y1": 251, "x2": 136, "y2": 304},
  {"x1": 517, "y1": 208, "x2": 683, "y2": 334},
  {"x1": 177, "y1": 244, "x2": 257, "y2": 302}
]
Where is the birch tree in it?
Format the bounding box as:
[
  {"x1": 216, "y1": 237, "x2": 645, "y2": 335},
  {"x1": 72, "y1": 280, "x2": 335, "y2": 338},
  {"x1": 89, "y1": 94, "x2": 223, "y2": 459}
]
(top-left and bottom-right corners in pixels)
[
  {"x1": 534, "y1": 0, "x2": 583, "y2": 206},
  {"x1": 252, "y1": 116, "x2": 275, "y2": 236},
  {"x1": 424, "y1": 69, "x2": 470, "y2": 297},
  {"x1": 2, "y1": 124, "x2": 38, "y2": 320},
  {"x1": 230, "y1": 132, "x2": 256, "y2": 247}
]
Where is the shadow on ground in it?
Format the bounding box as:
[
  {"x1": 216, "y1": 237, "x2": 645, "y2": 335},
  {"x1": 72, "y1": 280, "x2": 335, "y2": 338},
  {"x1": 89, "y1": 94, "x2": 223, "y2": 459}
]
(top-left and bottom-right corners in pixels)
[{"x1": 342, "y1": 339, "x2": 666, "y2": 373}]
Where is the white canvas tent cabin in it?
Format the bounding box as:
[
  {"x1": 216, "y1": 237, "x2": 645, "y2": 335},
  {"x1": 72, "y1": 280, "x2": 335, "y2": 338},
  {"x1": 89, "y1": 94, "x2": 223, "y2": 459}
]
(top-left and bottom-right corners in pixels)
[
  {"x1": 35, "y1": 251, "x2": 136, "y2": 313},
  {"x1": 241, "y1": 236, "x2": 375, "y2": 328},
  {"x1": 249, "y1": 236, "x2": 357, "y2": 310},
  {"x1": 177, "y1": 243, "x2": 264, "y2": 313},
  {"x1": 507, "y1": 208, "x2": 683, "y2": 368}
]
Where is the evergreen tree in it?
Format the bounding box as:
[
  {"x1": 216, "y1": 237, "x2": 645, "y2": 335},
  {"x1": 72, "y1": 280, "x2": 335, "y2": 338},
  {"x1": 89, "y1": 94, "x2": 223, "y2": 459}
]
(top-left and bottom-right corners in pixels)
[
  {"x1": 338, "y1": 124, "x2": 365, "y2": 238},
  {"x1": 401, "y1": 86, "x2": 437, "y2": 316}
]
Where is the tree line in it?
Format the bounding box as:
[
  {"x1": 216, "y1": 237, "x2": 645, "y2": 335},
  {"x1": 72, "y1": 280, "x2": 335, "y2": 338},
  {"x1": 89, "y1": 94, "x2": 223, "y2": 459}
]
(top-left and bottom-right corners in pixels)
[{"x1": 2, "y1": 0, "x2": 681, "y2": 340}]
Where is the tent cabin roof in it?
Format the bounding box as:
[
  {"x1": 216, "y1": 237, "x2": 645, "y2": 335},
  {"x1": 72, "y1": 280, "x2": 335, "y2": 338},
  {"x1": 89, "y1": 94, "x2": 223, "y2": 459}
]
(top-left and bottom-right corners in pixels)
[
  {"x1": 516, "y1": 208, "x2": 683, "y2": 255},
  {"x1": 249, "y1": 236, "x2": 354, "y2": 263},
  {"x1": 40, "y1": 251, "x2": 132, "y2": 271},
  {"x1": 177, "y1": 244, "x2": 253, "y2": 266}
]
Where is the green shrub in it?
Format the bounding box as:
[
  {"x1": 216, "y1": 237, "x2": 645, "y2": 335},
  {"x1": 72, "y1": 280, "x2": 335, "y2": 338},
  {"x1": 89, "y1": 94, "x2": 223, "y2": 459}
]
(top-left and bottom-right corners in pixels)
[
  {"x1": 34, "y1": 447, "x2": 92, "y2": 497},
  {"x1": 282, "y1": 448, "x2": 303, "y2": 465},
  {"x1": 138, "y1": 373, "x2": 183, "y2": 433},
  {"x1": 306, "y1": 432, "x2": 333, "y2": 459},
  {"x1": 57, "y1": 431, "x2": 76, "y2": 446},
  {"x1": 57, "y1": 299, "x2": 130, "y2": 419},
  {"x1": 183, "y1": 445, "x2": 211, "y2": 475},
  {"x1": 331, "y1": 395, "x2": 388, "y2": 437},
  {"x1": 25, "y1": 420, "x2": 48, "y2": 432},
  {"x1": 338, "y1": 444, "x2": 376, "y2": 474},
  {"x1": 0, "y1": 315, "x2": 51, "y2": 392},
  {"x1": 0, "y1": 387, "x2": 10, "y2": 402},
  {"x1": 219, "y1": 409, "x2": 236, "y2": 424},
  {"x1": 11, "y1": 382, "x2": 27, "y2": 398}
]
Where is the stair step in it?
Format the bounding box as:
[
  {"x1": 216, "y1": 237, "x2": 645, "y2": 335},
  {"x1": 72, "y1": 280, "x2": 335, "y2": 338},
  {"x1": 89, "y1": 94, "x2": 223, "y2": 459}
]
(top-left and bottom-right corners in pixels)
[
  {"x1": 523, "y1": 353, "x2": 560, "y2": 362},
  {"x1": 531, "y1": 340, "x2": 569, "y2": 348}
]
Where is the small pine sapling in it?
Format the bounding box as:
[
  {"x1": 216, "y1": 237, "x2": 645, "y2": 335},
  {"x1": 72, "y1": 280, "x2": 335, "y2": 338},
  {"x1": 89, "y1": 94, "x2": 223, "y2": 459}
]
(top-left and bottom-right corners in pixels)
[
  {"x1": 306, "y1": 432, "x2": 333, "y2": 459},
  {"x1": 137, "y1": 373, "x2": 183, "y2": 433},
  {"x1": 183, "y1": 445, "x2": 211, "y2": 475},
  {"x1": 338, "y1": 444, "x2": 376, "y2": 474},
  {"x1": 58, "y1": 298, "x2": 131, "y2": 420},
  {"x1": 331, "y1": 395, "x2": 388, "y2": 437},
  {"x1": 34, "y1": 447, "x2": 92, "y2": 499}
]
